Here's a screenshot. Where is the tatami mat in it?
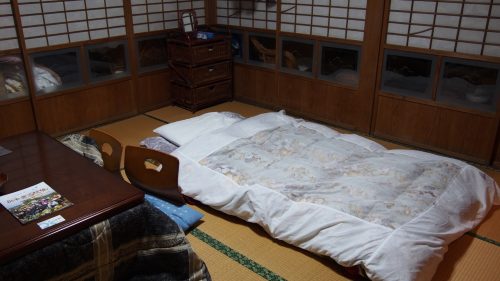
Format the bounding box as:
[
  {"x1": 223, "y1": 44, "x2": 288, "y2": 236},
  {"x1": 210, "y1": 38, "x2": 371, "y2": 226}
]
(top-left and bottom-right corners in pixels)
[
  {"x1": 186, "y1": 235, "x2": 268, "y2": 281},
  {"x1": 189, "y1": 201, "x2": 499, "y2": 281},
  {"x1": 94, "y1": 115, "x2": 165, "y2": 167},
  {"x1": 88, "y1": 102, "x2": 499, "y2": 281},
  {"x1": 472, "y1": 206, "x2": 500, "y2": 242},
  {"x1": 146, "y1": 101, "x2": 271, "y2": 123},
  {"x1": 190, "y1": 204, "x2": 352, "y2": 281},
  {"x1": 95, "y1": 115, "x2": 165, "y2": 147},
  {"x1": 432, "y1": 235, "x2": 500, "y2": 281}
]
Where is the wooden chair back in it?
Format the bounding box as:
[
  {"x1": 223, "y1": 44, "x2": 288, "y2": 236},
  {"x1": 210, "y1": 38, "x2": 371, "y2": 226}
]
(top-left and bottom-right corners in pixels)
[
  {"x1": 283, "y1": 50, "x2": 297, "y2": 69},
  {"x1": 88, "y1": 129, "x2": 122, "y2": 173},
  {"x1": 250, "y1": 37, "x2": 275, "y2": 63},
  {"x1": 124, "y1": 146, "x2": 185, "y2": 206}
]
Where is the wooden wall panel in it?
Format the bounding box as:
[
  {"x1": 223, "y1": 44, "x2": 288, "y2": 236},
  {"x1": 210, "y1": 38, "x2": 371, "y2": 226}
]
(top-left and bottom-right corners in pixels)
[
  {"x1": 492, "y1": 137, "x2": 500, "y2": 168},
  {"x1": 234, "y1": 66, "x2": 373, "y2": 132},
  {"x1": 0, "y1": 100, "x2": 36, "y2": 139},
  {"x1": 234, "y1": 64, "x2": 277, "y2": 106},
  {"x1": 374, "y1": 96, "x2": 497, "y2": 164},
  {"x1": 321, "y1": 85, "x2": 363, "y2": 131},
  {"x1": 35, "y1": 80, "x2": 136, "y2": 135},
  {"x1": 278, "y1": 73, "x2": 366, "y2": 131},
  {"x1": 135, "y1": 71, "x2": 172, "y2": 112},
  {"x1": 277, "y1": 74, "x2": 313, "y2": 112}
]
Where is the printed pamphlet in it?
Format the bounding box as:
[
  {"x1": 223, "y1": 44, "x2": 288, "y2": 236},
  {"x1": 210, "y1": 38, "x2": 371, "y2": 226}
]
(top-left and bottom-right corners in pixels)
[{"x1": 0, "y1": 182, "x2": 73, "y2": 224}]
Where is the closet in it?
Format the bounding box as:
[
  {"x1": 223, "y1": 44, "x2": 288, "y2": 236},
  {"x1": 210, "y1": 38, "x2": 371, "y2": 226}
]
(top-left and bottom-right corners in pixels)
[
  {"x1": 218, "y1": 0, "x2": 383, "y2": 133},
  {"x1": 0, "y1": 0, "x2": 206, "y2": 137},
  {"x1": 373, "y1": 0, "x2": 500, "y2": 165},
  {"x1": 216, "y1": 0, "x2": 499, "y2": 166}
]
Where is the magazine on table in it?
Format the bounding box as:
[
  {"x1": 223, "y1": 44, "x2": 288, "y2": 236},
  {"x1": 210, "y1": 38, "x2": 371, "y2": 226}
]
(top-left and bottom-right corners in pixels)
[{"x1": 0, "y1": 182, "x2": 73, "y2": 224}]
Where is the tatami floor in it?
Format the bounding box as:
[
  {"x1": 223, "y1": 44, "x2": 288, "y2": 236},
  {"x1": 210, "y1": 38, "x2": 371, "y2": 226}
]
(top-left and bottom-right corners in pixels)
[{"x1": 93, "y1": 101, "x2": 499, "y2": 281}]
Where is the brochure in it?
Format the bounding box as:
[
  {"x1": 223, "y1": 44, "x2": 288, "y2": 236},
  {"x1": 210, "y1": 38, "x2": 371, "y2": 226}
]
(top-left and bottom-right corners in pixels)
[{"x1": 0, "y1": 182, "x2": 73, "y2": 224}]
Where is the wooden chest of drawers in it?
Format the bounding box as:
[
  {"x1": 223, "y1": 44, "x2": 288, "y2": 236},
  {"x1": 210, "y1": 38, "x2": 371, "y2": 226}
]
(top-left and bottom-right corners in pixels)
[{"x1": 168, "y1": 34, "x2": 233, "y2": 111}]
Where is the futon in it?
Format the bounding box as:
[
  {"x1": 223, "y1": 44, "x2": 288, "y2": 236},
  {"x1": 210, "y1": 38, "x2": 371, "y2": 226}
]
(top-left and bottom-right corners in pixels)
[{"x1": 152, "y1": 111, "x2": 499, "y2": 281}]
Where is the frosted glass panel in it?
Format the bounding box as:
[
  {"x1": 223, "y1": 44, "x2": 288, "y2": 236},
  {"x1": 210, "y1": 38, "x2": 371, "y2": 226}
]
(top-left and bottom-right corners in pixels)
[
  {"x1": 281, "y1": 38, "x2": 314, "y2": 77},
  {"x1": 381, "y1": 51, "x2": 435, "y2": 100},
  {"x1": 437, "y1": 60, "x2": 499, "y2": 112},
  {"x1": 25, "y1": 38, "x2": 47, "y2": 49},
  {"x1": 319, "y1": 43, "x2": 360, "y2": 86},
  {"x1": 249, "y1": 34, "x2": 276, "y2": 67},
  {"x1": 87, "y1": 41, "x2": 129, "y2": 82},
  {"x1": 69, "y1": 32, "x2": 90, "y2": 42},
  {"x1": 387, "y1": 34, "x2": 407, "y2": 46},
  {"x1": 137, "y1": 36, "x2": 168, "y2": 72},
  {"x1": 31, "y1": 49, "x2": 83, "y2": 95},
  {"x1": 90, "y1": 30, "x2": 109, "y2": 40},
  {"x1": 0, "y1": 55, "x2": 29, "y2": 101},
  {"x1": 0, "y1": 3, "x2": 18, "y2": 51},
  {"x1": 47, "y1": 35, "x2": 69, "y2": 45},
  {"x1": 230, "y1": 31, "x2": 244, "y2": 61}
]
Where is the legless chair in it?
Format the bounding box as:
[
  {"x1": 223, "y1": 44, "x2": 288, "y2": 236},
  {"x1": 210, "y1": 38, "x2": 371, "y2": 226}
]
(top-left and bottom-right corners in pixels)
[
  {"x1": 250, "y1": 37, "x2": 276, "y2": 64},
  {"x1": 124, "y1": 146, "x2": 185, "y2": 206},
  {"x1": 283, "y1": 50, "x2": 297, "y2": 69},
  {"x1": 88, "y1": 129, "x2": 122, "y2": 173}
]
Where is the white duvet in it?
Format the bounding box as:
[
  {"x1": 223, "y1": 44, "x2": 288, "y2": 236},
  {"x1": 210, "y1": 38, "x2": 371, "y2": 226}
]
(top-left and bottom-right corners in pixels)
[{"x1": 172, "y1": 111, "x2": 499, "y2": 281}]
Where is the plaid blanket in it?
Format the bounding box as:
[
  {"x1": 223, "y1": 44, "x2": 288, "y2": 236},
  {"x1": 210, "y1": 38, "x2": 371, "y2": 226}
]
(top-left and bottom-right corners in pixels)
[
  {"x1": 60, "y1": 134, "x2": 104, "y2": 167},
  {"x1": 0, "y1": 202, "x2": 211, "y2": 281}
]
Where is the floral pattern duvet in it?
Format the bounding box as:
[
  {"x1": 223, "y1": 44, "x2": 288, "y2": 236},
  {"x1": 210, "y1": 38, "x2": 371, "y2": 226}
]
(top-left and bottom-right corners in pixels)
[{"x1": 172, "y1": 111, "x2": 499, "y2": 281}]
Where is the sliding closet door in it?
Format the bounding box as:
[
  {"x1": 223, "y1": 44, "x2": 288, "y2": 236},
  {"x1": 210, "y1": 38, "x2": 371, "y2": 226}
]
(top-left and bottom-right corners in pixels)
[
  {"x1": 4, "y1": 0, "x2": 211, "y2": 135},
  {"x1": 217, "y1": 0, "x2": 384, "y2": 132},
  {"x1": 14, "y1": 0, "x2": 135, "y2": 135},
  {"x1": 373, "y1": 0, "x2": 500, "y2": 164}
]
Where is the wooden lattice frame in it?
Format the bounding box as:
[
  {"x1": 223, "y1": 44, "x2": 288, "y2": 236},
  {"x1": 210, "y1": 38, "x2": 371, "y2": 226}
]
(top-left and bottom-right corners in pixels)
[
  {"x1": 0, "y1": 1, "x2": 19, "y2": 51},
  {"x1": 131, "y1": 0, "x2": 206, "y2": 34},
  {"x1": 386, "y1": 0, "x2": 500, "y2": 58},
  {"x1": 216, "y1": 0, "x2": 278, "y2": 30},
  {"x1": 280, "y1": 0, "x2": 367, "y2": 41},
  {"x1": 216, "y1": 0, "x2": 367, "y2": 41},
  {"x1": 17, "y1": 0, "x2": 127, "y2": 49}
]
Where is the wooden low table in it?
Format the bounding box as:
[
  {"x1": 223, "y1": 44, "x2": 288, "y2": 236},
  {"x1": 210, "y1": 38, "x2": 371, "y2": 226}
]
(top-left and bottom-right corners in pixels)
[{"x1": 0, "y1": 131, "x2": 143, "y2": 263}]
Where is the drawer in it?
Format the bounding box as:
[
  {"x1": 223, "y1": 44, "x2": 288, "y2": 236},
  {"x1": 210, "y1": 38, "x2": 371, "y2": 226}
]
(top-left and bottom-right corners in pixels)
[
  {"x1": 173, "y1": 61, "x2": 232, "y2": 86},
  {"x1": 169, "y1": 40, "x2": 230, "y2": 65},
  {"x1": 172, "y1": 80, "x2": 232, "y2": 111},
  {"x1": 195, "y1": 81, "x2": 232, "y2": 104}
]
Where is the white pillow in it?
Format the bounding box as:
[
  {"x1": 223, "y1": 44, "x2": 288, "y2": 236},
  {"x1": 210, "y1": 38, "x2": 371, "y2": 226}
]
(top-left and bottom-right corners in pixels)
[{"x1": 153, "y1": 112, "x2": 243, "y2": 146}]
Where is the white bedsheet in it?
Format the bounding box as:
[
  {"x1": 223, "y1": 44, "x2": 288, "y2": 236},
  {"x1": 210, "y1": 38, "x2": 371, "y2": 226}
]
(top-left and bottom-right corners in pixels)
[{"x1": 172, "y1": 111, "x2": 499, "y2": 281}]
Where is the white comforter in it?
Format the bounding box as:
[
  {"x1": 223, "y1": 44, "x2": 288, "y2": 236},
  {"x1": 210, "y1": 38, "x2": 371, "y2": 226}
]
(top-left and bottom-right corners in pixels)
[{"x1": 172, "y1": 111, "x2": 499, "y2": 281}]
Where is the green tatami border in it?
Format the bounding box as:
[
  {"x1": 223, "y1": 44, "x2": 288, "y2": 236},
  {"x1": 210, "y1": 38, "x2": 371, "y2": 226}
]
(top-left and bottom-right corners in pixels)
[{"x1": 191, "y1": 228, "x2": 287, "y2": 281}]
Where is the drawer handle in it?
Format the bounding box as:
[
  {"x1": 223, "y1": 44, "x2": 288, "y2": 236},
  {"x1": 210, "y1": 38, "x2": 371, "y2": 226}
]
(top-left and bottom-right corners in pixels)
[
  {"x1": 208, "y1": 68, "x2": 215, "y2": 72},
  {"x1": 209, "y1": 86, "x2": 216, "y2": 91},
  {"x1": 208, "y1": 47, "x2": 214, "y2": 52}
]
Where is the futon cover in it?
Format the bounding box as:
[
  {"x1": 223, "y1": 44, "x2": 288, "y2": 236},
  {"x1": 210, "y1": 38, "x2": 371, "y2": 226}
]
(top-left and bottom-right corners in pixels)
[
  {"x1": 172, "y1": 111, "x2": 499, "y2": 281},
  {"x1": 0, "y1": 202, "x2": 211, "y2": 281}
]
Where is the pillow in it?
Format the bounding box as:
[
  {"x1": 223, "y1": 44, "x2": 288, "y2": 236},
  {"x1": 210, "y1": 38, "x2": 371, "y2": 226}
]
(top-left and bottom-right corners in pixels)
[
  {"x1": 145, "y1": 194, "x2": 203, "y2": 231},
  {"x1": 153, "y1": 112, "x2": 243, "y2": 146},
  {"x1": 140, "y1": 136, "x2": 179, "y2": 154}
]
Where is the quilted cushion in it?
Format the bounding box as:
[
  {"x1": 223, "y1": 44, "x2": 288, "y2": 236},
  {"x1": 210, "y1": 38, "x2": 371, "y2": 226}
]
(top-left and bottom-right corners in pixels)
[{"x1": 145, "y1": 194, "x2": 203, "y2": 231}]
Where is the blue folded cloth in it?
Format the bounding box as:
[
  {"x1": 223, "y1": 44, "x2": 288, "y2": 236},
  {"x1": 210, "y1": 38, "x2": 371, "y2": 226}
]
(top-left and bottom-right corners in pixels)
[{"x1": 145, "y1": 194, "x2": 203, "y2": 231}]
